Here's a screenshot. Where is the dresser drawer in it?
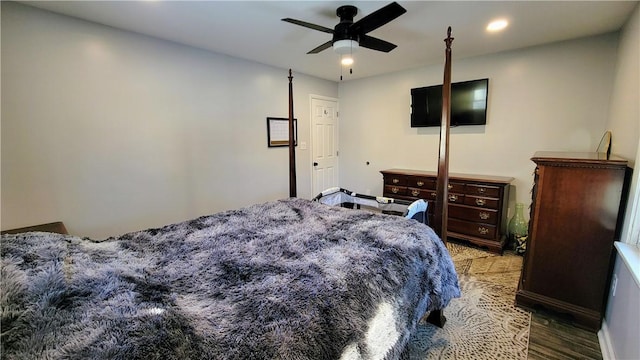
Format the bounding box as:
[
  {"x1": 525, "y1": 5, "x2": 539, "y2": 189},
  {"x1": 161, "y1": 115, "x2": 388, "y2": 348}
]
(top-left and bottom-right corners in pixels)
[
  {"x1": 447, "y1": 182, "x2": 465, "y2": 193},
  {"x1": 449, "y1": 204, "x2": 498, "y2": 225},
  {"x1": 465, "y1": 184, "x2": 500, "y2": 197},
  {"x1": 423, "y1": 190, "x2": 465, "y2": 204},
  {"x1": 384, "y1": 175, "x2": 407, "y2": 186},
  {"x1": 447, "y1": 193, "x2": 465, "y2": 204},
  {"x1": 448, "y1": 218, "x2": 497, "y2": 239},
  {"x1": 407, "y1": 187, "x2": 430, "y2": 198},
  {"x1": 410, "y1": 180, "x2": 464, "y2": 193},
  {"x1": 407, "y1": 176, "x2": 436, "y2": 190},
  {"x1": 384, "y1": 185, "x2": 407, "y2": 196},
  {"x1": 464, "y1": 195, "x2": 499, "y2": 209}
]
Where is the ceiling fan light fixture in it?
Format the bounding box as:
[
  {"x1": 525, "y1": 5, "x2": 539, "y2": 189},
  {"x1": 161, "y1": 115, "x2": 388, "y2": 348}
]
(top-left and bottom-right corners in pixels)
[
  {"x1": 333, "y1": 39, "x2": 359, "y2": 54},
  {"x1": 341, "y1": 55, "x2": 354, "y2": 66}
]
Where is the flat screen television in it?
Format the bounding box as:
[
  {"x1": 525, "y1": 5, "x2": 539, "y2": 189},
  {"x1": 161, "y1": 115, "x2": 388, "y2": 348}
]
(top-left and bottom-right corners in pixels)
[{"x1": 410, "y1": 78, "x2": 489, "y2": 127}]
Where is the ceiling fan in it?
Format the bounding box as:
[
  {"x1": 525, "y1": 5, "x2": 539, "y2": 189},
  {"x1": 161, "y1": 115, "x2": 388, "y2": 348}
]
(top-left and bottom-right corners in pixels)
[{"x1": 282, "y1": 2, "x2": 407, "y2": 55}]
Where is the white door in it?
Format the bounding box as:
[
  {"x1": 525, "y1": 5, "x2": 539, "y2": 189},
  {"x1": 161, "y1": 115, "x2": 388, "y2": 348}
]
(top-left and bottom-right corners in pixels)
[{"x1": 311, "y1": 96, "x2": 339, "y2": 196}]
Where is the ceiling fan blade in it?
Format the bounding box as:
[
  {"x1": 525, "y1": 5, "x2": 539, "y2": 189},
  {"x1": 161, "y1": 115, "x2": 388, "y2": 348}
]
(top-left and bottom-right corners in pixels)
[
  {"x1": 359, "y1": 35, "x2": 397, "y2": 52},
  {"x1": 307, "y1": 40, "x2": 333, "y2": 54},
  {"x1": 281, "y1": 18, "x2": 334, "y2": 34},
  {"x1": 350, "y1": 2, "x2": 406, "y2": 35}
]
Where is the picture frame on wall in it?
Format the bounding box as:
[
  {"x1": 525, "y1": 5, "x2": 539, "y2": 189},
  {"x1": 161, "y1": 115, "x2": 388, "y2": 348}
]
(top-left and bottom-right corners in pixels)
[{"x1": 267, "y1": 117, "x2": 297, "y2": 148}]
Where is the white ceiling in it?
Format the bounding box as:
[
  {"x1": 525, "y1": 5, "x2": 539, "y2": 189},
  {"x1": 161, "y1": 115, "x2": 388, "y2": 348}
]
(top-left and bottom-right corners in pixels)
[{"x1": 21, "y1": 1, "x2": 638, "y2": 82}]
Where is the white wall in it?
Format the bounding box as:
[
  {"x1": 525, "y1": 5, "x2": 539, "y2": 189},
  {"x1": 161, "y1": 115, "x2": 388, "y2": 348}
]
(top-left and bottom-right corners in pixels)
[
  {"x1": 1, "y1": 2, "x2": 338, "y2": 238},
  {"x1": 338, "y1": 33, "x2": 618, "y2": 213},
  {"x1": 606, "y1": 5, "x2": 640, "y2": 167},
  {"x1": 602, "y1": 244, "x2": 640, "y2": 360},
  {"x1": 606, "y1": 2, "x2": 640, "y2": 247},
  {"x1": 601, "y1": 4, "x2": 640, "y2": 360}
]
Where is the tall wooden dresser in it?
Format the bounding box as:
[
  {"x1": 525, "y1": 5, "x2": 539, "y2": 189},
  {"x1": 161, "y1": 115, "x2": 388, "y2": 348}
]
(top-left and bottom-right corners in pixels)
[
  {"x1": 380, "y1": 169, "x2": 513, "y2": 253},
  {"x1": 515, "y1": 152, "x2": 631, "y2": 330}
]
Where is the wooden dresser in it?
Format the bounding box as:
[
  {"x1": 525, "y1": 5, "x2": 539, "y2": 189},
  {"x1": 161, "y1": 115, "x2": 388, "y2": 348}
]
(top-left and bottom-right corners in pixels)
[
  {"x1": 381, "y1": 169, "x2": 513, "y2": 253},
  {"x1": 515, "y1": 152, "x2": 631, "y2": 330}
]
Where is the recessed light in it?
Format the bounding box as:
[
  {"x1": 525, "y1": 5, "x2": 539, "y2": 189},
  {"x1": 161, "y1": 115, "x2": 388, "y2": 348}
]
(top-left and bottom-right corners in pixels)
[{"x1": 487, "y1": 19, "x2": 508, "y2": 32}]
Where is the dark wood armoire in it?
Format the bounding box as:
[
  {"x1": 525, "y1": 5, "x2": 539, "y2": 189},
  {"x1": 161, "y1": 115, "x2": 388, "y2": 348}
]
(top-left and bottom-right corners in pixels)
[{"x1": 515, "y1": 151, "x2": 631, "y2": 330}]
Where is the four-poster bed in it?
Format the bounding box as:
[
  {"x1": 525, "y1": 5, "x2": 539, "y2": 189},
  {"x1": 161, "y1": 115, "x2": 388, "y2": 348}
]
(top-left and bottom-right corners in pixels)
[
  {"x1": 288, "y1": 69, "x2": 297, "y2": 198},
  {"x1": 288, "y1": 31, "x2": 456, "y2": 329},
  {"x1": 1, "y1": 29, "x2": 460, "y2": 359}
]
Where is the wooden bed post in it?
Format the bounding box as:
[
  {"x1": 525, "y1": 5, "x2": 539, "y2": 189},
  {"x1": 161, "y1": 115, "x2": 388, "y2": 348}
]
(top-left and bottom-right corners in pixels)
[
  {"x1": 433, "y1": 27, "x2": 453, "y2": 244},
  {"x1": 427, "y1": 27, "x2": 454, "y2": 329},
  {"x1": 288, "y1": 69, "x2": 297, "y2": 197}
]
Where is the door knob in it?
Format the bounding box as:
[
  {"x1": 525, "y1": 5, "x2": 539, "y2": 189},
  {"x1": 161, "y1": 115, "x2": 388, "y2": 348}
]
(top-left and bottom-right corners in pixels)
[{"x1": 313, "y1": 162, "x2": 318, "y2": 166}]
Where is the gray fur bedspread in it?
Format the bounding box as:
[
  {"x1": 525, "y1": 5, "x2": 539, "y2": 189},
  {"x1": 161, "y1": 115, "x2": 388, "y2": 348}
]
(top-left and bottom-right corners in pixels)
[{"x1": 1, "y1": 198, "x2": 459, "y2": 360}]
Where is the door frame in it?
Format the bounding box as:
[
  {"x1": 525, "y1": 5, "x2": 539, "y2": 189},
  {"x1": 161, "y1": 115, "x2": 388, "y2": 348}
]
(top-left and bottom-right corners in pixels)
[{"x1": 309, "y1": 94, "x2": 339, "y2": 197}]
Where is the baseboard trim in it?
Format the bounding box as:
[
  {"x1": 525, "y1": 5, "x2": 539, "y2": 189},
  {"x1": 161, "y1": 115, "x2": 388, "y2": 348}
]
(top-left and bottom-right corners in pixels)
[{"x1": 598, "y1": 320, "x2": 615, "y2": 360}]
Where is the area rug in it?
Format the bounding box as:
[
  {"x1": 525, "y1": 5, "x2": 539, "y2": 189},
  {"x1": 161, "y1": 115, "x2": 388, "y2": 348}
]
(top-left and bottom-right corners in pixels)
[{"x1": 406, "y1": 242, "x2": 531, "y2": 360}]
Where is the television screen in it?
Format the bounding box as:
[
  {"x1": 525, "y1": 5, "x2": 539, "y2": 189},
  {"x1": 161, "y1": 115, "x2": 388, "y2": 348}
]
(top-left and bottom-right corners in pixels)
[{"x1": 411, "y1": 78, "x2": 489, "y2": 127}]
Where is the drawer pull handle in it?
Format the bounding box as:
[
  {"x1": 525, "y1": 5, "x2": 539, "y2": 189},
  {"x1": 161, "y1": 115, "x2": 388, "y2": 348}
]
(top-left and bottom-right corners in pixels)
[
  {"x1": 411, "y1": 190, "x2": 420, "y2": 196},
  {"x1": 416, "y1": 181, "x2": 424, "y2": 187},
  {"x1": 479, "y1": 212, "x2": 490, "y2": 220},
  {"x1": 478, "y1": 226, "x2": 489, "y2": 235},
  {"x1": 477, "y1": 187, "x2": 486, "y2": 194},
  {"x1": 391, "y1": 187, "x2": 399, "y2": 194},
  {"x1": 448, "y1": 184, "x2": 453, "y2": 190},
  {"x1": 431, "y1": 192, "x2": 437, "y2": 197},
  {"x1": 448, "y1": 194, "x2": 458, "y2": 201},
  {"x1": 475, "y1": 199, "x2": 486, "y2": 206},
  {"x1": 392, "y1": 178, "x2": 400, "y2": 184}
]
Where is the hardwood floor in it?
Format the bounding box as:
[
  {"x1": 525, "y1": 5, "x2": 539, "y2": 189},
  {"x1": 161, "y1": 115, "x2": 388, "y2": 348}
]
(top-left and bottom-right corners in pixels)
[{"x1": 527, "y1": 308, "x2": 603, "y2": 359}]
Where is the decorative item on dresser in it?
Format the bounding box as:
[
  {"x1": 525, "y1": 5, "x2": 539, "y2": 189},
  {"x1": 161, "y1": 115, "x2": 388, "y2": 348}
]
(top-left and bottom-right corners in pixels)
[
  {"x1": 380, "y1": 169, "x2": 513, "y2": 253},
  {"x1": 515, "y1": 151, "x2": 632, "y2": 331}
]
